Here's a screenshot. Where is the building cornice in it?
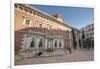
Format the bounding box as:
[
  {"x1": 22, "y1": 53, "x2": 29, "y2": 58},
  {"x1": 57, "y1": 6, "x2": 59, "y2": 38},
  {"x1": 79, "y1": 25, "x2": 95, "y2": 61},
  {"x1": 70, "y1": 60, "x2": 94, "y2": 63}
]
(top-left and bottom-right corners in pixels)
[{"x1": 15, "y1": 3, "x2": 73, "y2": 29}]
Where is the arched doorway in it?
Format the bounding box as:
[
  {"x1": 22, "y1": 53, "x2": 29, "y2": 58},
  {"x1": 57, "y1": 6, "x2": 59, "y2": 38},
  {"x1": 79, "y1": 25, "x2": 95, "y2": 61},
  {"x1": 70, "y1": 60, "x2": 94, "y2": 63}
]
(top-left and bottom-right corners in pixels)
[
  {"x1": 38, "y1": 39, "x2": 43, "y2": 48},
  {"x1": 55, "y1": 40, "x2": 57, "y2": 48},
  {"x1": 30, "y1": 38, "x2": 35, "y2": 48},
  {"x1": 59, "y1": 40, "x2": 62, "y2": 48}
]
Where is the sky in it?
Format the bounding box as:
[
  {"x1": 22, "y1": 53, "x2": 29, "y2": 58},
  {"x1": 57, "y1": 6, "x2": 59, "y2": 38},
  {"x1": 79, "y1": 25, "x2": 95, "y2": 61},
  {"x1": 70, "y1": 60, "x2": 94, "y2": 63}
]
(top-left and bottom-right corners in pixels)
[{"x1": 31, "y1": 4, "x2": 94, "y2": 29}]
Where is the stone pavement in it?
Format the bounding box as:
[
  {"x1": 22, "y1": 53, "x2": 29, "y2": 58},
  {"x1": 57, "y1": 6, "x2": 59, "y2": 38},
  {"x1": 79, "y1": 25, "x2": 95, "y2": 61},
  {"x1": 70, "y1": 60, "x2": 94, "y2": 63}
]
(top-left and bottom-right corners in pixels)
[{"x1": 15, "y1": 49, "x2": 94, "y2": 65}]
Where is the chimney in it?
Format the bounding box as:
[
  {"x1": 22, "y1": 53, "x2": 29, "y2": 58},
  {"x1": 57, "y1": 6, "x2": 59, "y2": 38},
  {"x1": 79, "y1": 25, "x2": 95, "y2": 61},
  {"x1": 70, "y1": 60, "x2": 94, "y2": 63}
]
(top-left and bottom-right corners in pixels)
[{"x1": 52, "y1": 13, "x2": 64, "y2": 23}]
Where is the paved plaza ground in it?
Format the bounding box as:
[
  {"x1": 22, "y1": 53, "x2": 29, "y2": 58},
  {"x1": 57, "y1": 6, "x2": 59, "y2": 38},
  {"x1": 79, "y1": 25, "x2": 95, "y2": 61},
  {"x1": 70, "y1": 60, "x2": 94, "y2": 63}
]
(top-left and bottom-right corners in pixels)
[{"x1": 15, "y1": 49, "x2": 94, "y2": 65}]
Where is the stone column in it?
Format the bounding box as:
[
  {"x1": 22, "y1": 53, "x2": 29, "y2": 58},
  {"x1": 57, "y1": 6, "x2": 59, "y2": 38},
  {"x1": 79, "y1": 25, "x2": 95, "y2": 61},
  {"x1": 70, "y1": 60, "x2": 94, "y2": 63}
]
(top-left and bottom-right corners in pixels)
[
  {"x1": 44, "y1": 38, "x2": 47, "y2": 49},
  {"x1": 61, "y1": 39, "x2": 64, "y2": 48},
  {"x1": 69, "y1": 31, "x2": 72, "y2": 48},
  {"x1": 57, "y1": 39, "x2": 59, "y2": 48},
  {"x1": 53, "y1": 39, "x2": 55, "y2": 49},
  {"x1": 24, "y1": 35, "x2": 32, "y2": 49},
  {"x1": 35, "y1": 37, "x2": 39, "y2": 53},
  {"x1": 21, "y1": 34, "x2": 27, "y2": 50}
]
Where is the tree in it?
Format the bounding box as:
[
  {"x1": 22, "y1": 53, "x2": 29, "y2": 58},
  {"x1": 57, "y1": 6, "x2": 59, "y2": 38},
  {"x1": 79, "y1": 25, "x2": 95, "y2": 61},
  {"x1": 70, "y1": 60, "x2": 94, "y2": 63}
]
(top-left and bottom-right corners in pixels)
[
  {"x1": 72, "y1": 28, "x2": 77, "y2": 49},
  {"x1": 81, "y1": 29, "x2": 85, "y2": 39},
  {"x1": 79, "y1": 37, "x2": 81, "y2": 48},
  {"x1": 91, "y1": 39, "x2": 94, "y2": 48},
  {"x1": 90, "y1": 38, "x2": 94, "y2": 48},
  {"x1": 81, "y1": 29, "x2": 85, "y2": 48},
  {"x1": 83, "y1": 38, "x2": 92, "y2": 49}
]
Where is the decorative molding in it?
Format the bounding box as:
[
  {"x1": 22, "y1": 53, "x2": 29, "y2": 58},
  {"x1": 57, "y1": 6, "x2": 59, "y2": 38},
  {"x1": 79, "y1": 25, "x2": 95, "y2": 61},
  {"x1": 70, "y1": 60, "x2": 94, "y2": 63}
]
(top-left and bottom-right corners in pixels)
[{"x1": 14, "y1": 4, "x2": 73, "y2": 29}]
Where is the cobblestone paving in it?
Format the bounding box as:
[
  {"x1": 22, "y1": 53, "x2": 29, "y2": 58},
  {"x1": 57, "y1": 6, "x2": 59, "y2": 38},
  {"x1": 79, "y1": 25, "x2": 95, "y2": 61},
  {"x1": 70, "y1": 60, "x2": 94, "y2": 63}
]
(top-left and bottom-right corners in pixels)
[{"x1": 15, "y1": 49, "x2": 94, "y2": 65}]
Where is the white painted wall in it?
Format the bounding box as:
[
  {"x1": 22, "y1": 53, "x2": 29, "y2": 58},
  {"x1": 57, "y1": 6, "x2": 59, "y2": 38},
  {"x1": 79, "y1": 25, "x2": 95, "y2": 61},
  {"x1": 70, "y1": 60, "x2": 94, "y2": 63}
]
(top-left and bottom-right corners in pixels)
[{"x1": 22, "y1": 34, "x2": 64, "y2": 50}]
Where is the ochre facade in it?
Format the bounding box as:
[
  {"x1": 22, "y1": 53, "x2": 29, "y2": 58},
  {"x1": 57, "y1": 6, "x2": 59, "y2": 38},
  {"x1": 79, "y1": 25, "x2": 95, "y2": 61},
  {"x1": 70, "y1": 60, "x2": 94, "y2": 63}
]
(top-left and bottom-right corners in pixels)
[
  {"x1": 14, "y1": 4, "x2": 73, "y2": 54},
  {"x1": 15, "y1": 4, "x2": 71, "y2": 31}
]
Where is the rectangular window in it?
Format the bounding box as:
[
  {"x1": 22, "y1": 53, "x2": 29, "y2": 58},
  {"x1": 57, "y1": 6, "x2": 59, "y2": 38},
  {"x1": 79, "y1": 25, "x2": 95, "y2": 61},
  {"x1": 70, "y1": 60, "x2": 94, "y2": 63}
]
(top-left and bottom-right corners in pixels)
[
  {"x1": 39, "y1": 24, "x2": 42, "y2": 28},
  {"x1": 25, "y1": 19, "x2": 30, "y2": 25},
  {"x1": 23, "y1": 17, "x2": 31, "y2": 26}
]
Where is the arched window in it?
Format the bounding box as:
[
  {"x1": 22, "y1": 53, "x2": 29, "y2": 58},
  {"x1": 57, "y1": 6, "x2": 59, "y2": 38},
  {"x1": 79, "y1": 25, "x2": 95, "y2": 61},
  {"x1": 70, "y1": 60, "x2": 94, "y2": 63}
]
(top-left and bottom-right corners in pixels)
[
  {"x1": 59, "y1": 41, "x2": 62, "y2": 47},
  {"x1": 55, "y1": 40, "x2": 57, "y2": 47},
  {"x1": 30, "y1": 38, "x2": 35, "y2": 48},
  {"x1": 39, "y1": 39, "x2": 43, "y2": 47}
]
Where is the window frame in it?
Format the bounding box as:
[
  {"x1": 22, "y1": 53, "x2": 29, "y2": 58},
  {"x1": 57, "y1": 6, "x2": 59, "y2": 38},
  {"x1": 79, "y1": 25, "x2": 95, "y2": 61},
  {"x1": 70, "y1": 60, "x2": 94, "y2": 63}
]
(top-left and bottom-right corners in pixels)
[
  {"x1": 23, "y1": 17, "x2": 32, "y2": 26},
  {"x1": 38, "y1": 39, "x2": 43, "y2": 48},
  {"x1": 39, "y1": 24, "x2": 42, "y2": 28},
  {"x1": 30, "y1": 38, "x2": 35, "y2": 48}
]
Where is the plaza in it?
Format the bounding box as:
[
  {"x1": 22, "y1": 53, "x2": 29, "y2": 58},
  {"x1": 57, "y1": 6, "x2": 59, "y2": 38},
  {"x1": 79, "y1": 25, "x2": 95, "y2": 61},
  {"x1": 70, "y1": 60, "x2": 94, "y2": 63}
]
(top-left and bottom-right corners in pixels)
[
  {"x1": 14, "y1": 4, "x2": 94, "y2": 65},
  {"x1": 15, "y1": 49, "x2": 94, "y2": 65}
]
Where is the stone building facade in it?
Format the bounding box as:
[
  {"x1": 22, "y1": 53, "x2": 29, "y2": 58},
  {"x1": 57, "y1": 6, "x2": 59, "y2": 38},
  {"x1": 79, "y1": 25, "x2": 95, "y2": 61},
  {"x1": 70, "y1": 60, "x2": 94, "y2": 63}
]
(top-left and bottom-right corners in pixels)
[
  {"x1": 14, "y1": 4, "x2": 80, "y2": 54},
  {"x1": 81, "y1": 24, "x2": 94, "y2": 39},
  {"x1": 80, "y1": 23, "x2": 94, "y2": 48}
]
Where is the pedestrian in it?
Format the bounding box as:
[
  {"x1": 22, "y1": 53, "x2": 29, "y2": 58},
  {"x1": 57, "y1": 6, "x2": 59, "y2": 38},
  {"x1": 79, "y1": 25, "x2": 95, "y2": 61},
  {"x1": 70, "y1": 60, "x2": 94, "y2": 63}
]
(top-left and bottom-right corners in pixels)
[
  {"x1": 67, "y1": 48, "x2": 72, "y2": 54},
  {"x1": 37, "y1": 52, "x2": 42, "y2": 56},
  {"x1": 65, "y1": 47, "x2": 72, "y2": 54}
]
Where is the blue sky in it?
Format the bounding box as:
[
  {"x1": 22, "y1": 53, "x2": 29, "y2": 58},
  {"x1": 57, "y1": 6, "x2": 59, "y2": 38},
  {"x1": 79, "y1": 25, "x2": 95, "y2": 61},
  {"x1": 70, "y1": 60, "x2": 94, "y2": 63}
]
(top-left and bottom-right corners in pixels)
[{"x1": 31, "y1": 4, "x2": 94, "y2": 29}]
